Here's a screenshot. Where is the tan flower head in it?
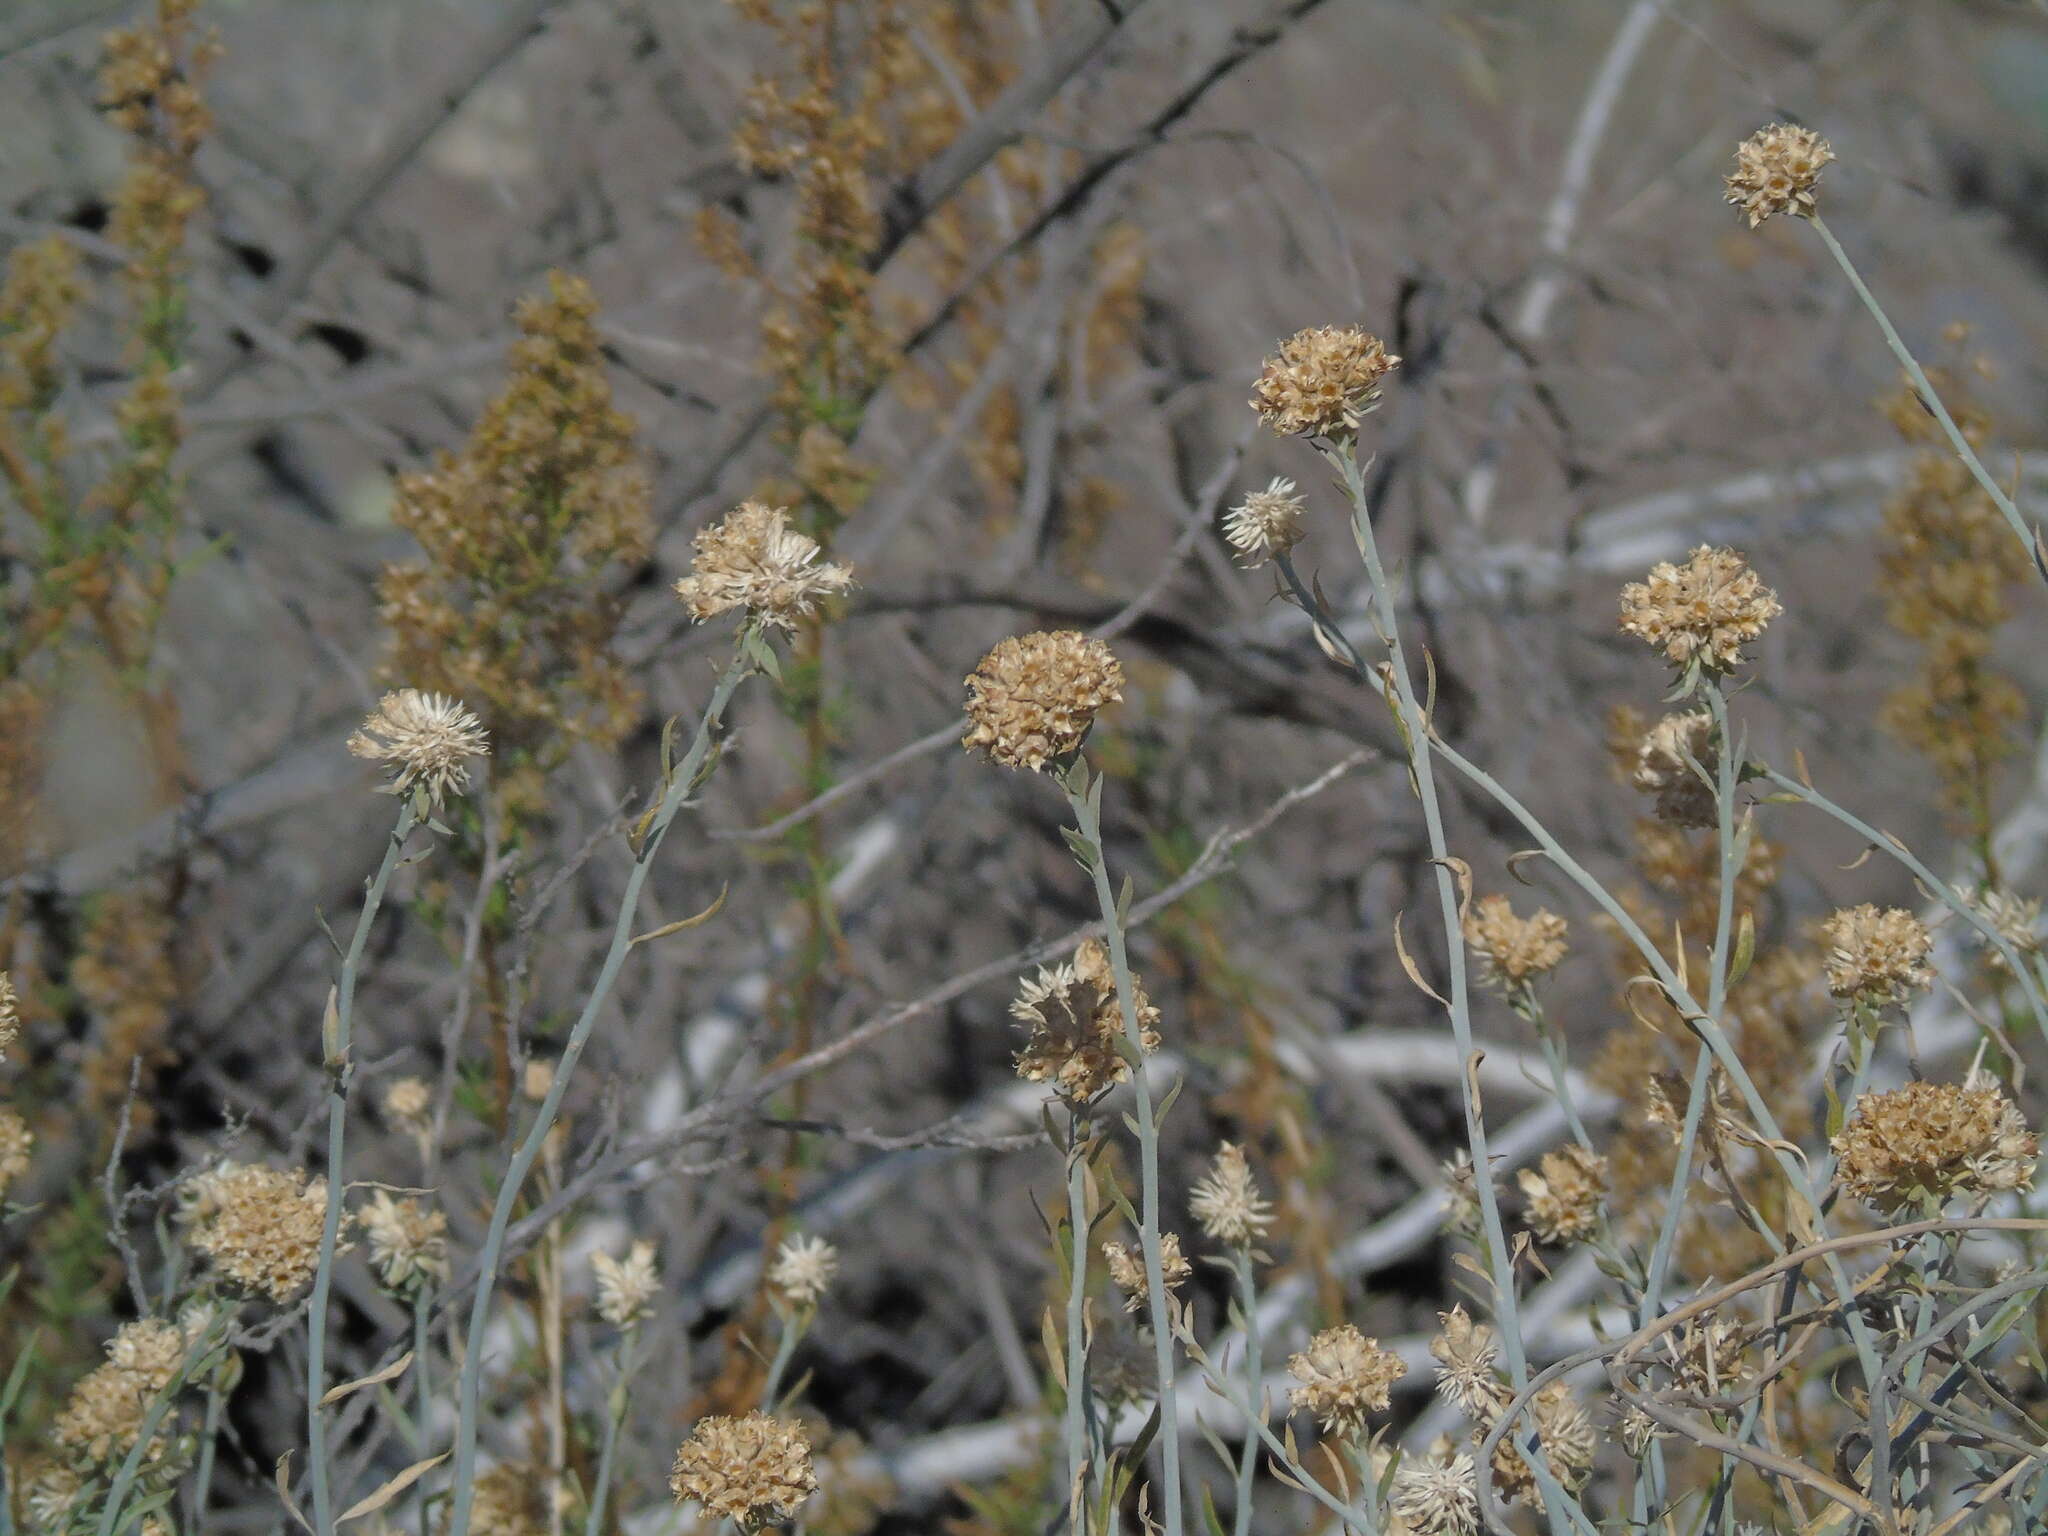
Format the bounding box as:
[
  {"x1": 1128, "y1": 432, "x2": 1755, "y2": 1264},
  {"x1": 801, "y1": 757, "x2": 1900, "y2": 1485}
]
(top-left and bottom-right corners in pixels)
[
  {"x1": 1286, "y1": 1323, "x2": 1405, "y2": 1440},
  {"x1": 1189, "y1": 1142, "x2": 1274, "y2": 1247},
  {"x1": 1010, "y1": 937, "x2": 1161, "y2": 1103},
  {"x1": 1252, "y1": 325, "x2": 1401, "y2": 438},
  {"x1": 1971, "y1": 887, "x2": 2043, "y2": 972},
  {"x1": 962, "y1": 630, "x2": 1123, "y2": 772},
  {"x1": 1663, "y1": 1317, "x2": 1748, "y2": 1398},
  {"x1": 673, "y1": 500, "x2": 852, "y2": 631},
  {"x1": 448, "y1": 1464, "x2": 549, "y2": 1536},
  {"x1": 1821, "y1": 904, "x2": 1935, "y2": 1005},
  {"x1": 348, "y1": 690, "x2": 489, "y2": 809},
  {"x1": 1632, "y1": 710, "x2": 1718, "y2": 828},
  {"x1": 1428, "y1": 1305, "x2": 1501, "y2": 1421},
  {"x1": 358, "y1": 1190, "x2": 449, "y2": 1292},
  {"x1": 592, "y1": 1239, "x2": 660, "y2": 1328},
  {"x1": 0, "y1": 969, "x2": 17, "y2": 1060},
  {"x1": 1391, "y1": 1446, "x2": 1480, "y2": 1536},
  {"x1": 1464, "y1": 894, "x2": 1569, "y2": 993},
  {"x1": 187, "y1": 1163, "x2": 332, "y2": 1303},
  {"x1": 1618, "y1": 546, "x2": 1781, "y2": 678},
  {"x1": 768, "y1": 1233, "x2": 838, "y2": 1308},
  {"x1": 1101, "y1": 1233, "x2": 1191, "y2": 1313},
  {"x1": 1489, "y1": 1381, "x2": 1596, "y2": 1501},
  {"x1": 0, "y1": 1106, "x2": 30, "y2": 1199},
  {"x1": 670, "y1": 1412, "x2": 817, "y2": 1530},
  {"x1": 1223, "y1": 476, "x2": 1307, "y2": 566},
  {"x1": 1517, "y1": 1144, "x2": 1608, "y2": 1245},
  {"x1": 1833, "y1": 1077, "x2": 2038, "y2": 1210},
  {"x1": 382, "y1": 1076, "x2": 432, "y2": 1130},
  {"x1": 53, "y1": 1319, "x2": 186, "y2": 1462},
  {"x1": 1724, "y1": 123, "x2": 1833, "y2": 227}
]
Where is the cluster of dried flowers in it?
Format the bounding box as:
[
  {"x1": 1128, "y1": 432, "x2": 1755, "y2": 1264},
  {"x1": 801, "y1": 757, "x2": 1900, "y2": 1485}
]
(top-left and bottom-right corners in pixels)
[
  {"x1": 962, "y1": 629, "x2": 1124, "y2": 772},
  {"x1": 1008, "y1": 936, "x2": 1161, "y2": 1104},
  {"x1": 1286, "y1": 1322, "x2": 1406, "y2": 1441},
  {"x1": 1617, "y1": 544, "x2": 1782, "y2": 681},
  {"x1": 1463, "y1": 893, "x2": 1570, "y2": 997},
  {"x1": 670, "y1": 1412, "x2": 817, "y2": 1531},
  {"x1": 180, "y1": 1162, "x2": 331, "y2": 1303},
  {"x1": 347, "y1": 689, "x2": 491, "y2": 812},
  {"x1": 1516, "y1": 1143, "x2": 1609, "y2": 1246},
  {"x1": 1820, "y1": 903, "x2": 1935, "y2": 1006},
  {"x1": 1251, "y1": 324, "x2": 1401, "y2": 439},
  {"x1": 673, "y1": 500, "x2": 854, "y2": 632},
  {"x1": 1833, "y1": 1077, "x2": 2038, "y2": 1210}
]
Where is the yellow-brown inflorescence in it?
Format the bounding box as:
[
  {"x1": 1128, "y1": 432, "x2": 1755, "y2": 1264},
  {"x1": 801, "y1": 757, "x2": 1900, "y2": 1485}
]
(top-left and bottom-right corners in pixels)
[
  {"x1": 1101, "y1": 1233, "x2": 1191, "y2": 1313},
  {"x1": 1487, "y1": 1381, "x2": 1597, "y2": 1502},
  {"x1": 1251, "y1": 325, "x2": 1400, "y2": 439},
  {"x1": 1390, "y1": 1447, "x2": 1480, "y2": 1536},
  {"x1": 1189, "y1": 1142, "x2": 1275, "y2": 1247},
  {"x1": 1618, "y1": 545, "x2": 1781, "y2": 678},
  {"x1": 672, "y1": 500, "x2": 854, "y2": 631},
  {"x1": 1724, "y1": 123, "x2": 1833, "y2": 228},
  {"x1": 381, "y1": 1076, "x2": 432, "y2": 1132},
  {"x1": 1972, "y1": 887, "x2": 2043, "y2": 972},
  {"x1": 1833, "y1": 1078, "x2": 2038, "y2": 1210},
  {"x1": 1820, "y1": 903, "x2": 1935, "y2": 1006},
  {"x1": 449, "y1": 1464, "x2": 550, "y2": 1536},
  {"x1": 184, "y1": 1162, "x2": 332, "y2": 1303},
  {"x1": 1009, "y1": 937, "x2": 1161, "y2": 1104},
  {"x1": 670, "y1": 1412, "x2": 817, "y2": 1531},
  {"x1": 1223, "y1": 476, "x2": 1308, "y2": 567},
  {"x1": 768, "y1": 1234, "x2": 839, "y2": 1308},
  {"x1": 1286, "y1": 1323, "x2": 1406, "y2": 1441},
  {"x1": 1428, "y1": 1306, "x2": 1501, "y2": 1422},
  {"x1": 1631, "y1": 710, "x2": 1719, "y2": 829},
  {"x1": 358, "y1": 1191, "x2": 449, "y2": 1292},
  {"x1": 1517, "y1": 1143, "x2": 1608, "y2": 1245},
  {"x1": 347, "y1": 690, "x2": 490, "y2": 810},
  {"x1": 52, "y1": 1319, "x2": 186, "y2": 1463},
  {"x1": 962, "y1": 630, "x2": 1123, "y2": 772},
  {"x1": 1463, "y1": 894, "x2": 1569, "y2": 995},
  {"x1": 0, "y1": 1106, "x2": 31, "y2": 1200},
  {"x1": 591, "y1": 1239, "x2": 660, "y2": 1329}
]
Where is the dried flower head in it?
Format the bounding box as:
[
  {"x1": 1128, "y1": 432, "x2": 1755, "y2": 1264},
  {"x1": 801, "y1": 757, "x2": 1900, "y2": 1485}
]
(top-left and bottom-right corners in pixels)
[
  {"x1": 962, "y1": 630, "x2": 1123, "y2": 772},
  {"x1": 1834, "y1": 1077, "x2": 2038, "y2": 1210},
  {"x1": 1286, "y1": 1323, "x2": 1405, "y2": 1440},
  {"x1": 1010, "y1": 937, "x2": 1161, "y2": 1103},
  {"x1": 1821, "y1": 904, "x2": 1935, "y2": 1005},
  {"x1": 1632, "y1": 711, "x2": 1719, "y2": 828},
  {"x1": 522, "y1": 1058, "x2": 555, "y2": 1102},
  {"x1": 1489, "y1": 1382, "x2": 1597, "y2": 1501},
  {"x1": 348, "y1": 690, "x2": 489, "y2": 809},
  {"x1": 1464, "y1": 894, "x2": 1569, "y2": 993},
  {"x1": 1439, "y1": 1151, "x2": 1493, "y2": 1240},
  {"x1": 768, "y1": 1234, "x2": 839, "y2": 1308},
  {"x1": 670, "y1": 1413, "x2": 817, "y2": 1530},
  {"x1": 1189, "y1": 1142, "x2": 1274, "y2": 1247},
  {"x1": 382, "y1": 1076, "x2": 432, "y2": 1130},
  {"x1": 1517, "y1": 1144, "x2": 1608, "y2": 1245},
  {"x1": 1252, "y1": 325, "x2": 1401, "y2": 438},
  {"x1": 1223, "y1": 477, "x2": 1307, "y2": 566},
  {"x1": 1971, "y1": 888, "x2": 2042, "y2": 972},
  {"x1": 187, "y1": 1163, "x2": 332, "y2": 1302},
  {"x1": 592, "y1": 1239, "x2": 660, "y2": 1328},
  {"x1": 1618, "y1": 1405, "x2": 1666, "y2": 1459},
  {"x1": 0, "y1": 1106, "x2": 30, "y2": 1199},
  {"x1": 1391, "y1": 1446, "x2": 1480, "y2": 1536},
  {"x1": 358, "y1": 1190, "x2": 449, "y2": 1292},
  {"x1": 1618, "y1": 546, "x2": 1781, "y2": 679},
  {"x1": 1428, "y1": 1306, "x2": 1501, "y2": 1422},
  {"x1": 53, "y1": 1319, "x2": 186, "y2": 1463},
  {"x1": 674, "y1": 500, "x2": 853, "y2": 631},
  {"x1": 1662, "y1": 1317, "x2": 1748, "y2": 1398},
  {"x1": 1724, "y1": 123, "x2": 1833, "y2": 227},
  {"x1": 450, "y1": 1463, "x2": 550, "y2": 1536},
  {"x1": 0, "y1": 969, "x2": 16, "y2": 1060},
  {"x1": 1101, "y1": 1233, "x2": 1191, "y2": 1314}
]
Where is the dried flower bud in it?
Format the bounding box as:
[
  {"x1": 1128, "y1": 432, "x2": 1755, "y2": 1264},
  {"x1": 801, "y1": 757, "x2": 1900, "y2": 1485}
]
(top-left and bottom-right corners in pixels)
[
  {"x1": 673, "y1": 500, "x2": 852, "y2": 630},
  {"x1": 1101, "y1": 1233, "x2": 1191, "y2": 1313},
  {"x1": 1631, "y1": 711, "x2": 1719, "y2": 828},
  {"x1": 1189, "y1": 1142, "x2": 1274, "y2": 1247},
  {"x1": 382, "y1": 1076, "x2": 432, "y2": 1130},
  {"x1": 348, "y1": 690, "x2": 489, "y2": 810},
  {"x1": 1517, "y1": 1144, "x2": 1608, "y2": 1245},
  {"x1": 1618, "y1": 546, "x2": 1781, "y2": 679},
  {"x1": 359, "y1": 1190, "x2": 449, "y2": 1292},
  {"x1": 670, "y1": 1412, "x2": 817, "y2": 1530},
  {"x1": 0, "y1": 969, "x2": 17, "y2": 1061},
  {"x1": 1724, "y1": 123, "x2": 1833, "y2": 228},
  {"x1": 186, "y1": 1163, "x2": 333, "y2": 1303},
  {"x1": 1010, "y1": 937, "x2": 1161, "y2": 1104},
  {"x1": 1428, "y1": 1306, "x2": 1501, "y2": 1422},
  {"x1": 1662, "y1": 1317, "x2": 1748, "y2": 1398},
  {"x1": 1286, "y1": 1323, "x2": 1405, "y2": 1440},
  {"x1": 1971, "y1": 888, "x2": 2042, "y2": 972},
  {"x1": 1223, "y1": 476, "x2": 1307, "y2": 566},
  {"x1": 53, "y1": 1319, "x2": 186, "y2": 1462},
  {"x1": 1833, "y1": 1077, "x2": 2038, "y2": 1211},
  {"x1": 522, "y1": 1058, "x2": 555, "y2": 1102},
  {"x1": 1251, "y1": 325, "x2": 1400, "y2": 439},
  {"x1": 1489, "y1": 1381, "x2": 1596, "y2": 1501},
  {"x1": 962, "y1": 630, "x2": 1123, "y2": 772},
  {"x1": 592, "y1": 1238, "x2": 660, "y2": 1328},
  {"x1": 444, "y1": 1464, "x2": 549, "y2": 1536},
  {"x1": 1391, "y1": 1446, "x2": 1480, "y2": 1536},
  {"x1": 1464, "y1": 894, "x2": 1569, "y2": 993},
  {"x1": 1821, "y1": 904, "x2": 1934, "y2": 1005},
  {"x1": 0, "y1": 1106, "x2": 30, "y2": 1200},
  {"x1": 768, "y1": 1234, "x2": 839, "y2": 1308}
]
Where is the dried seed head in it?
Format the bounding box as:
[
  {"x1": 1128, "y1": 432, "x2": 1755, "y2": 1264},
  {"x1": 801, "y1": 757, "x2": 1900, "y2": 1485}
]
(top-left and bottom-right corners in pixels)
[
  {"x1": 53, "y1": 1319, "x2": 185, "y2": 1463},
  {"x1": 1833, "y1": 1077, "x2": 2038, "y2": 1210},
  {"x1": 1618, "y1": 546, "x2": 1781, "y2": 679},
  {"x1": 1101, "y1": 1233, "x2": 1191, "y2": 1313},
  {"x1": 1662, "y1": 1317, "x2": 1748, "y2": 1398},
  {"x1": 592, "y1": 1239, "x2": 660, "y2": 1328},
  {"x1": 1487, "y1": 1381, "x2": 1596, "y2": 1503},
  {"x1": 358, "y1": 1190, "x2": 449, "y2": 1292},
  {"x1": 186, "y1": 1163, "x2": 332, "y2": 1303},
  {"x1": 673, "y1": 500, "x2": 852, "y2": 631},
  {"x1": 347, "y1": 690, "x2": 490, "y2": 809},
  {"x1": 1223, "y1": 476, "x2": 1307, "y2": 566},
  {"x1": 1617, "y1": 1405, "x2": 1665, "y2": 1459},
  {"x1": 0, "y1": 1106, "x2": 30, "y2": 1200},
  {"x1": 1286, "y1": 1323, "x2": 1406, "y2": 1441},
  {"x1": 1010, "y1": 937, "x2": 1162, "y2": 1103},
  {"x1": 670, "y1": 1413, "x2": 817, "y2": 1530},
  {"x1": 1428, "y1": 1306, "x2": 1501, "y2": 1422},
  {"x1": 1189, "y1": 1142, "x2": 1274, "y2": 1247},
  {"x1": 0, "y1": 969, "x2": 16, "y2": 1061},
  {"x1": 962, "y1": 630, "x2": 1123, "y2": 772},
  {"x1": 1631, "y1": 711, "x2": 1719, "y2": 828},
  {"x1": 382, "y1": 1076, "x2": 433, "y2": 1130},
  {"x1": 1463, "y1": 894, "x2": 1569, "y2": 992},
  {"x1": 1971, "y1": 888, "x2": 2042, "y2": 972},
  {"x1": 1517, "y1": 1144, "x2": 1608, "y2": 1245},
  {"x1": 1724, "y1": 123, "x2": 1833, "y2": 228},
  {"x1": 1251, "y1": 325, "x2": 1401, "y2": 439},
  {"x1": 768, "y1": 1234, "x2": 839, "y2": 1308},
  {"x1": 448, "y1": 1464, "x2": 550, "y2": 1536},
  {"x1": 1391, "y1": 1446, "x2": 1480, "y2": 1536},
  {"x1": 1821, "y1": 904, "x2": 1935, "y2": 1005}
]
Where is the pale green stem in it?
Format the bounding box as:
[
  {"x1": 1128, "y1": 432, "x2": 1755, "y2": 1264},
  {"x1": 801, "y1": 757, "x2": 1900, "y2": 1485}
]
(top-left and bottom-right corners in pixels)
[
  {"x1": 309, "y1": 798, "x2": 419, "y2": 1536},
  {"x1": 445, "y1": 639, "x2": 758, "y2": 1536},
  {"x1": 414, "y1": 1289, "x2": 433, "y2": 1536},
  {"x1": 1227, "y1": 1249, "x2": 1261, "y2": 1536},
  {"x1": 582, "y1": 1330, "x2": 638, "y2": 1536},
  {"x1": 1062, "y1": 1114, "x2": 1095, "y2": 1519},
  {"x1": 760, "y1": 1305, "x2": 807, "y2": 1410},
  {"x1": 190, "y1": 1371, "x2": 229, "y2": 1535}
]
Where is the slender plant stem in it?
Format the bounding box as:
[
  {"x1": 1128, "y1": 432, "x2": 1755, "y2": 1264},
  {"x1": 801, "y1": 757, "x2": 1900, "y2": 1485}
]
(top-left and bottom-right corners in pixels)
[
  {"x1": 582, "y1": 1332, "x2": 638, "y2": 1536},
  {"x1": 1810, "y1": 214, "x2": 2045, "y2": 580},
  {"x1": 760, "y1": 1305, "x2": 807, "y2": 1409},
  {"x1": 190, "y1": 1369, "x2": 229, "y2": 1536},
  {"x1": 444, "y1": 639, "x2": 758, "y2": 1536},
  {"x1": 1061, "y1": 1113, "x2": 1094, "y2": 1519},
  {"x1": 1228, "y1": 1249, "x2": 1261, "y2": 1536},
  {"x1": 309, "y1": 799, "x2": 418, "y2": 1536},
  {"x1": 414, "y1": 1289, "x2": 433, "y2": 1536}
]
